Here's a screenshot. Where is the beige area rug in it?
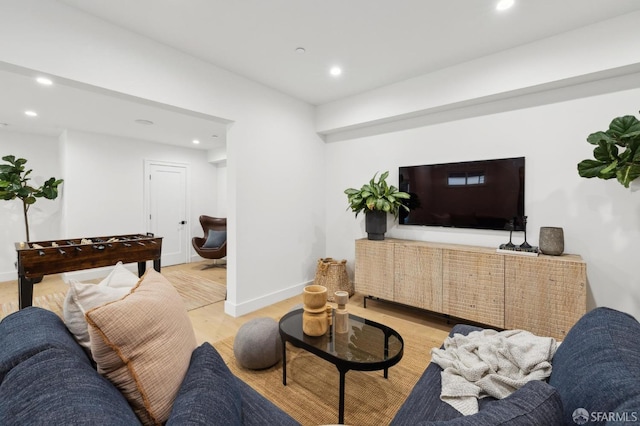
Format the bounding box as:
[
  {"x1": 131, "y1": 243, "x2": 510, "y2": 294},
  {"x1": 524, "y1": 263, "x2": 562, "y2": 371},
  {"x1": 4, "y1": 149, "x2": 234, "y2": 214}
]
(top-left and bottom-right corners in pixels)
[
  {"x1": 1, "y1": 292, "x2": 67, "y2": 320},
  {"x1": 162, "y1": 270, "x2": 227, "y2": 311},
  {"x1": 213, "y1": 332, "x2": 431, "y2": 426},
  {"x1": 0, "y1": 270, "x2": 226, "y2": 320}
]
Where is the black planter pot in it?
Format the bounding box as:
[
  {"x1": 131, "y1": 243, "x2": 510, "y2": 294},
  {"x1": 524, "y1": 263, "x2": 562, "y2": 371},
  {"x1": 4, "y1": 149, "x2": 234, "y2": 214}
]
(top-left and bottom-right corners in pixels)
[{"x1": 365, "y1": 210, "x2": 387, "y2": 240}]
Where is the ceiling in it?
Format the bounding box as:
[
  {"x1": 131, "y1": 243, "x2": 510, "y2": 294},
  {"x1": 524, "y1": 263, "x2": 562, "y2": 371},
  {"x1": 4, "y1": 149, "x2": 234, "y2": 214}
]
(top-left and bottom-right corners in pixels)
[
  {"x1": 58, "y1": 0, "x2": 640, "y2": 105},
  {"x1": 0, "y1": 63, "x2": 229, "y2": 150},
  {"x1": 3, "y1": 0, "x2": 640, "y2": 150}
]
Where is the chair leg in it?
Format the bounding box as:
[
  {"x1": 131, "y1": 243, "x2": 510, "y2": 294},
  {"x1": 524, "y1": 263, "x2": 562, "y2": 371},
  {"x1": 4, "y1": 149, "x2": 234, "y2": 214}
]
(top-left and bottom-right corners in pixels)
[{"x1": 203, "y1": 259, "x2": 227, "y2": 269}]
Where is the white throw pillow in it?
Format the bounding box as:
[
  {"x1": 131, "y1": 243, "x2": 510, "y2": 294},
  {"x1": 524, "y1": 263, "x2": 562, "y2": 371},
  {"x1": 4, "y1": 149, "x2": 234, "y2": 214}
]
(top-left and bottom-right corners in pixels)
[
  {"x1": 63, "y1": 262, "x2": 140, "y2": 349},
  {"x1": 99, "y1": 261, "x2": 142, "y2": 288}
]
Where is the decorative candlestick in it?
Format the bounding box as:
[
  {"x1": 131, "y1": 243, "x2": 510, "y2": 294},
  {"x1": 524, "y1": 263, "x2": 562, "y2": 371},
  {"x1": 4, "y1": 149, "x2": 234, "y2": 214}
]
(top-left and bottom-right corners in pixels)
[
  {"x1": 334, "y1": 290, "x2": 349, "y2": 334},
  {"x1": 519, "y1": 216, "x2": 532, "y2": 249}
]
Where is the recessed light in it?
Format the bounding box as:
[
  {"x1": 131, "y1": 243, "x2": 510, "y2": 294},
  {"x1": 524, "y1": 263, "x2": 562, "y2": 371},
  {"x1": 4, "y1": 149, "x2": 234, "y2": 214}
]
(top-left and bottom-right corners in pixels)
[
  {"x1": 25, "y1": 110, "x2": 38, "y2": 117},
  {"x1": 496, "y1": 0, "x2": 514, "y2": 11},
  {"x1": 295, "y1": 47, "x2": 306, "y2": 54},
  {"x1": 36, "y1": 77, "x2": 53, "y2": 86},
  {"x1": 330, "y1": 66, "x2": 342, "y2": 77},
  {"x1": 192, "y1": 139, "x2": 200, "y2": 145},
  {"x1": 134, "y1": 119, "x2": 154, "y2": 125}
]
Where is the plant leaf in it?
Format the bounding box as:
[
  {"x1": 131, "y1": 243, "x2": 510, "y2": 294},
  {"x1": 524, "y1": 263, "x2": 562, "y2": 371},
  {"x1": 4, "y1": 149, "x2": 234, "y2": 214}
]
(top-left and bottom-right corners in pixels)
[
  {"x1": 587, "y1": 131, "x2": 615, "y2": 145},
  {"x1": 593, "y1": 141, "x2": 618, "y2": 162},
  {"x1": 577, "y1": 159, "x2": 610, "y2": 179},
  {"x1": 609, "y1": 115, "x2": 640, "y2": 139},
  {"x1": 617, "y1": 164, "x2": 640, "y2": 188}
]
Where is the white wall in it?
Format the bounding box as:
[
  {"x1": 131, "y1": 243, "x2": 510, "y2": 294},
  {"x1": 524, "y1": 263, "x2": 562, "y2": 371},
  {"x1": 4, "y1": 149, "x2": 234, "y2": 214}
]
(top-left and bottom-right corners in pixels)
[
  {"x1": 326, "y1": 86, "x2": 640, "y2": 320},
  {"x1": 0, "y1": 0, "x2": 326, "y2": 316},
  {"x1": 0, "y1": 131, "x2": 63, "y2": 281},
  {"x1": 61, "y1": 130, "x2": 217, "y2": 241}
]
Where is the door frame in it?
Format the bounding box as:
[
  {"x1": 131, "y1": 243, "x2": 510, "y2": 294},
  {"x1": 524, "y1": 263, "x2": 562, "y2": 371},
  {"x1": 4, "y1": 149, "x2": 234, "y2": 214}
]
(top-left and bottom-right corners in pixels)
[{"x1": 143, "y1": 159, "x2": 191, "y2": 265}]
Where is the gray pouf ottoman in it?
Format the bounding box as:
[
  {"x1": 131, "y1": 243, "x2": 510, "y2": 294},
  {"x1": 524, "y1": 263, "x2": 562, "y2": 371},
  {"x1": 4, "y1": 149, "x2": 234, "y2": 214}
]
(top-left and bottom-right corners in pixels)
[{"x1": 233, "y1": 317, "x2": 282, "y2": 370}]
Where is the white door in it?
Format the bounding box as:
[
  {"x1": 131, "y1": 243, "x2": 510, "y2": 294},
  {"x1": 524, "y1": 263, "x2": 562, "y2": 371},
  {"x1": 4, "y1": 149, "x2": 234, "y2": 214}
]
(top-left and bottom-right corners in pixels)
[{"x1": 146, "y1": 161, "x2": 189, "y2": 266}]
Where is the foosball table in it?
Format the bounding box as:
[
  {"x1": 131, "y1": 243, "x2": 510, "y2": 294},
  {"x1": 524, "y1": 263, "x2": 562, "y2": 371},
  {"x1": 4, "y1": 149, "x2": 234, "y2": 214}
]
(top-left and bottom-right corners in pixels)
[{"x1": 15, "y1": 233, "x2": 163, "y2": 309}]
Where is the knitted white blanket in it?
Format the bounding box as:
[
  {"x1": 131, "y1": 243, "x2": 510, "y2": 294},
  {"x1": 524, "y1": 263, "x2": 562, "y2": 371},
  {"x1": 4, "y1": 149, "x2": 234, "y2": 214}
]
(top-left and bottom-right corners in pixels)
[{"x1": 430, "y1": 329, "x2": 557, "y2": 415}]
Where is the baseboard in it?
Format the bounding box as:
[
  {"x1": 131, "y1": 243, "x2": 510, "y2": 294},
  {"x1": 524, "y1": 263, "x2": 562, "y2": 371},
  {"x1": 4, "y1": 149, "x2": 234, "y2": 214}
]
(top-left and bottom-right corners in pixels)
[{"x1": 224, "y1": 280, "x2": 310, "y2": 317}]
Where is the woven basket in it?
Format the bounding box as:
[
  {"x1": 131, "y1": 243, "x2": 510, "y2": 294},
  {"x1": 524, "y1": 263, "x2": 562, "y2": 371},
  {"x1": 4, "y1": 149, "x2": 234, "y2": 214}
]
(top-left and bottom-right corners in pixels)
[{"x1": 314, "y1": 258, "x2": 354, "y2": 302}]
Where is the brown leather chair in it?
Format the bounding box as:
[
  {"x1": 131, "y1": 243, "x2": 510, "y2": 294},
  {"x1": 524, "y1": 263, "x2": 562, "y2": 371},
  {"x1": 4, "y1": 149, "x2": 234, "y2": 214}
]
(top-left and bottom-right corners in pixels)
[{"x1": 192, "y1": 216, "x2": 227, "y2": 264}]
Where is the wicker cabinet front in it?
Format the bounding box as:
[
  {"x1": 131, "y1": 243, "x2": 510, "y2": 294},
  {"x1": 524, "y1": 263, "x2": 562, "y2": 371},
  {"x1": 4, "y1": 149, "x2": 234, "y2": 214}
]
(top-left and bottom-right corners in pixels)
[
  {"x1": 354, "y1": 238, "x2": 587, "y2": 340},
  {"x1": 505, "y1": 255, "x2": 586, "y2": 339},
  {"x1": 394, "y1": 243, "x2": 442, "y2": 312},
  {"x1": 355, "y1": 239, "x2": 394, "y2": 301},
  {"x1": 442, "y1": 249, "x2": 505, "y2": 328}
]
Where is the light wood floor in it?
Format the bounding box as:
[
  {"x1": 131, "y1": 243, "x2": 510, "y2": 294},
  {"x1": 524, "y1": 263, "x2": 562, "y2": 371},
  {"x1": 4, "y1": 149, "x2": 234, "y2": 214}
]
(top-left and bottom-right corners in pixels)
[{"x1": 0, "y1": 260, "x2": 453, "y2": 346}]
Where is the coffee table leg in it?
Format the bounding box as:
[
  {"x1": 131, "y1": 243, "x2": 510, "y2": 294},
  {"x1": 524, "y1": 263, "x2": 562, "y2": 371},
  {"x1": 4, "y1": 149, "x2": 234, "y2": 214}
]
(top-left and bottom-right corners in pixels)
[
  {"x1": 281, "y1": 337, "x2": 287, "y2": 385},
  {"x1": 338, "y1": 369, "x2": 346, "y2": 424}
]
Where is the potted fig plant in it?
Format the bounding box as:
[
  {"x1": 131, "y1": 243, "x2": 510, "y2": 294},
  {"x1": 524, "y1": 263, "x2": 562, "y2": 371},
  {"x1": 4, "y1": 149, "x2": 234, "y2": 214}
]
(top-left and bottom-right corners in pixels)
[
  {"x1": 0, "y1": 155, "x2": 64, "y2": 241},
  {"x1": 577, "y1": 111, "x2": 640, "y2": 187},
  {"x1": 344, "y1": 171, "x2": 410, "y2": 240}
]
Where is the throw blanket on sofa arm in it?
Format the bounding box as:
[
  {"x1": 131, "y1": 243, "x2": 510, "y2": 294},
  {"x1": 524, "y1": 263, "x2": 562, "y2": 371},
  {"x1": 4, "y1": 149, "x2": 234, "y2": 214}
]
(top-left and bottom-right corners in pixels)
[{"x1": 430, "y1": 329, "x2": 557, "y2": 416}]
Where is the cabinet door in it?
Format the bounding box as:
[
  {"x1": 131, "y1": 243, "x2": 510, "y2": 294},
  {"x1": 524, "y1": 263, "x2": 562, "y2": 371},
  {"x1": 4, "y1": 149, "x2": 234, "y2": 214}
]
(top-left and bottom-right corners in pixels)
[
  {"x1": 442, "y1": 249, "x2": 505, "y2": 328},
  {"x1": 394, "y1": 243, "x2": 442, "y2": 312},
  {"x1": 505, "y1": 256, "x2": 586, "y2": 340},
  {"x1": 355, "y1": 239, "x2": 394, "y2": 300}
]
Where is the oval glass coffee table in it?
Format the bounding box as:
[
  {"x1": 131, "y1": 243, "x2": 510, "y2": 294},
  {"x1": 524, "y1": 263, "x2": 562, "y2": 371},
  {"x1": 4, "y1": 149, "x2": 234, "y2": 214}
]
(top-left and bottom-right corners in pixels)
[{"x1": 279, "y1": 308, "x2": 404, "y2": 424}]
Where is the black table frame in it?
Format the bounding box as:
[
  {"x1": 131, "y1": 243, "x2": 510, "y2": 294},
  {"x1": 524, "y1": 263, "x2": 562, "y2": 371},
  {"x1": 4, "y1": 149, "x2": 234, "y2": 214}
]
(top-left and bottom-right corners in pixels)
[{"x1": 279, "y1": 308, "x2": 404, "y2": 424}]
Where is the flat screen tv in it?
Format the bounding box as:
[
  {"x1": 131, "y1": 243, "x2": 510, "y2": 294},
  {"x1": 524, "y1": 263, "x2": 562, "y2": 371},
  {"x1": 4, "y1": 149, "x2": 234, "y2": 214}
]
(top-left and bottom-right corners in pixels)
[{"x1": 398, "y1": 157, "x2": 525, "y2": 231}]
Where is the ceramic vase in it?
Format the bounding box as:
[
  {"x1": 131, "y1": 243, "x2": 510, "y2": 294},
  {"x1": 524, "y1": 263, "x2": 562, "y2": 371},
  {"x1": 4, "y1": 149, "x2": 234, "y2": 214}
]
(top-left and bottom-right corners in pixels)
[
  {"x1": 365, "y1": 210, "x2": 387, "y2": 240},
  {"x1": 302, "y1": 285, "x2": 328, "y2": 336},
  {"x1": 539, "y1": 227, "x2": 564, "y2": 256}
]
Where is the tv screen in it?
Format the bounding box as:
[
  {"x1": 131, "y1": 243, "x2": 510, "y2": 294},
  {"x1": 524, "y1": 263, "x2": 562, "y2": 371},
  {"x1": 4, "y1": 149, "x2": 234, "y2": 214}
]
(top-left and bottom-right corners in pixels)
[{"x1": 399, "y1": 157, "x2": 525, "y2": 231}]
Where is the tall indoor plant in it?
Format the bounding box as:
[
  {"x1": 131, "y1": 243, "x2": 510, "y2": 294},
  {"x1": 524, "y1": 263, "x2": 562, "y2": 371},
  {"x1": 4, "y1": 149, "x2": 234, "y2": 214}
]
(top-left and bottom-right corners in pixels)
[
  {"x1": 577, "y1": 111, "x2": 640, "y2": 187},
  {"x1": 0, "y1": 155, "x2": 64, "y2": 241},
  {"x1": 344, "y1": 171, "x2": 410, "y2": 240}
]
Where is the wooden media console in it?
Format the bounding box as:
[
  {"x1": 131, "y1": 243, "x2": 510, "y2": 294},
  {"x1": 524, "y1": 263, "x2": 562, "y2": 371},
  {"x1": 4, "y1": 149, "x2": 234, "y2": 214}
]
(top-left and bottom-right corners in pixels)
[{"x1": 355, "y1": 238, "x2": 586, "y2": 340}]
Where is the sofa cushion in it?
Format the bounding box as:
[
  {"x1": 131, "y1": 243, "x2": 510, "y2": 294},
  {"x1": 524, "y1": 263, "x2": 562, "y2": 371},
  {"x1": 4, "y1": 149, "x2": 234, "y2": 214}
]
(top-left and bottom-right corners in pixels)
[
  {"x1": 97, "y1": 261, "x2": 142, "y2": 288},
  {"x1": 0, "y1": 307, "x2": 90, "y2": 382},
  {"x1": 549, "y1": 307, "x2": 640, "y2": 425},
  {"x1": 391, "y1": 323, "x2": 564, "y2": 425},
  {"x1": 421, "y1": 380, "x2": 563, "y2": 425},
  {"x1": 0, "y1": 347, "x2": 140, "y2": 425},
  {"x1": 167, "y1": 342, "x2": 242, "y2": 425},
  {"x1": 235, "y1": 378, "x2": 301, "y2": 426},
  {"x1": 391, "y1": 324, "x2": 481, "y2": 425},
  {"x1": 168, "y1": 342, "x2": 298, "y2": 426},
  {"x1": 63, "y1": 261, "x2": 140, "y2": 350},
  {"x1": 86, "y1": 269, "x2": 197, "y2": 425}
]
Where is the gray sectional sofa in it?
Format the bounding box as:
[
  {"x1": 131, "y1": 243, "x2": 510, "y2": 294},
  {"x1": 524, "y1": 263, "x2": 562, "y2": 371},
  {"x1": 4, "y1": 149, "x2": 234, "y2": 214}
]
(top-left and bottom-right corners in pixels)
[
  {"x1": 0, "y1": 307, "x2": 298, "y2": 425},
  {"x1": 3, "y1": 305, "x2": 639, "y2": 425},
  {"x1": 392, "y1": 307, "x2": 640, "y2": 425}
]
